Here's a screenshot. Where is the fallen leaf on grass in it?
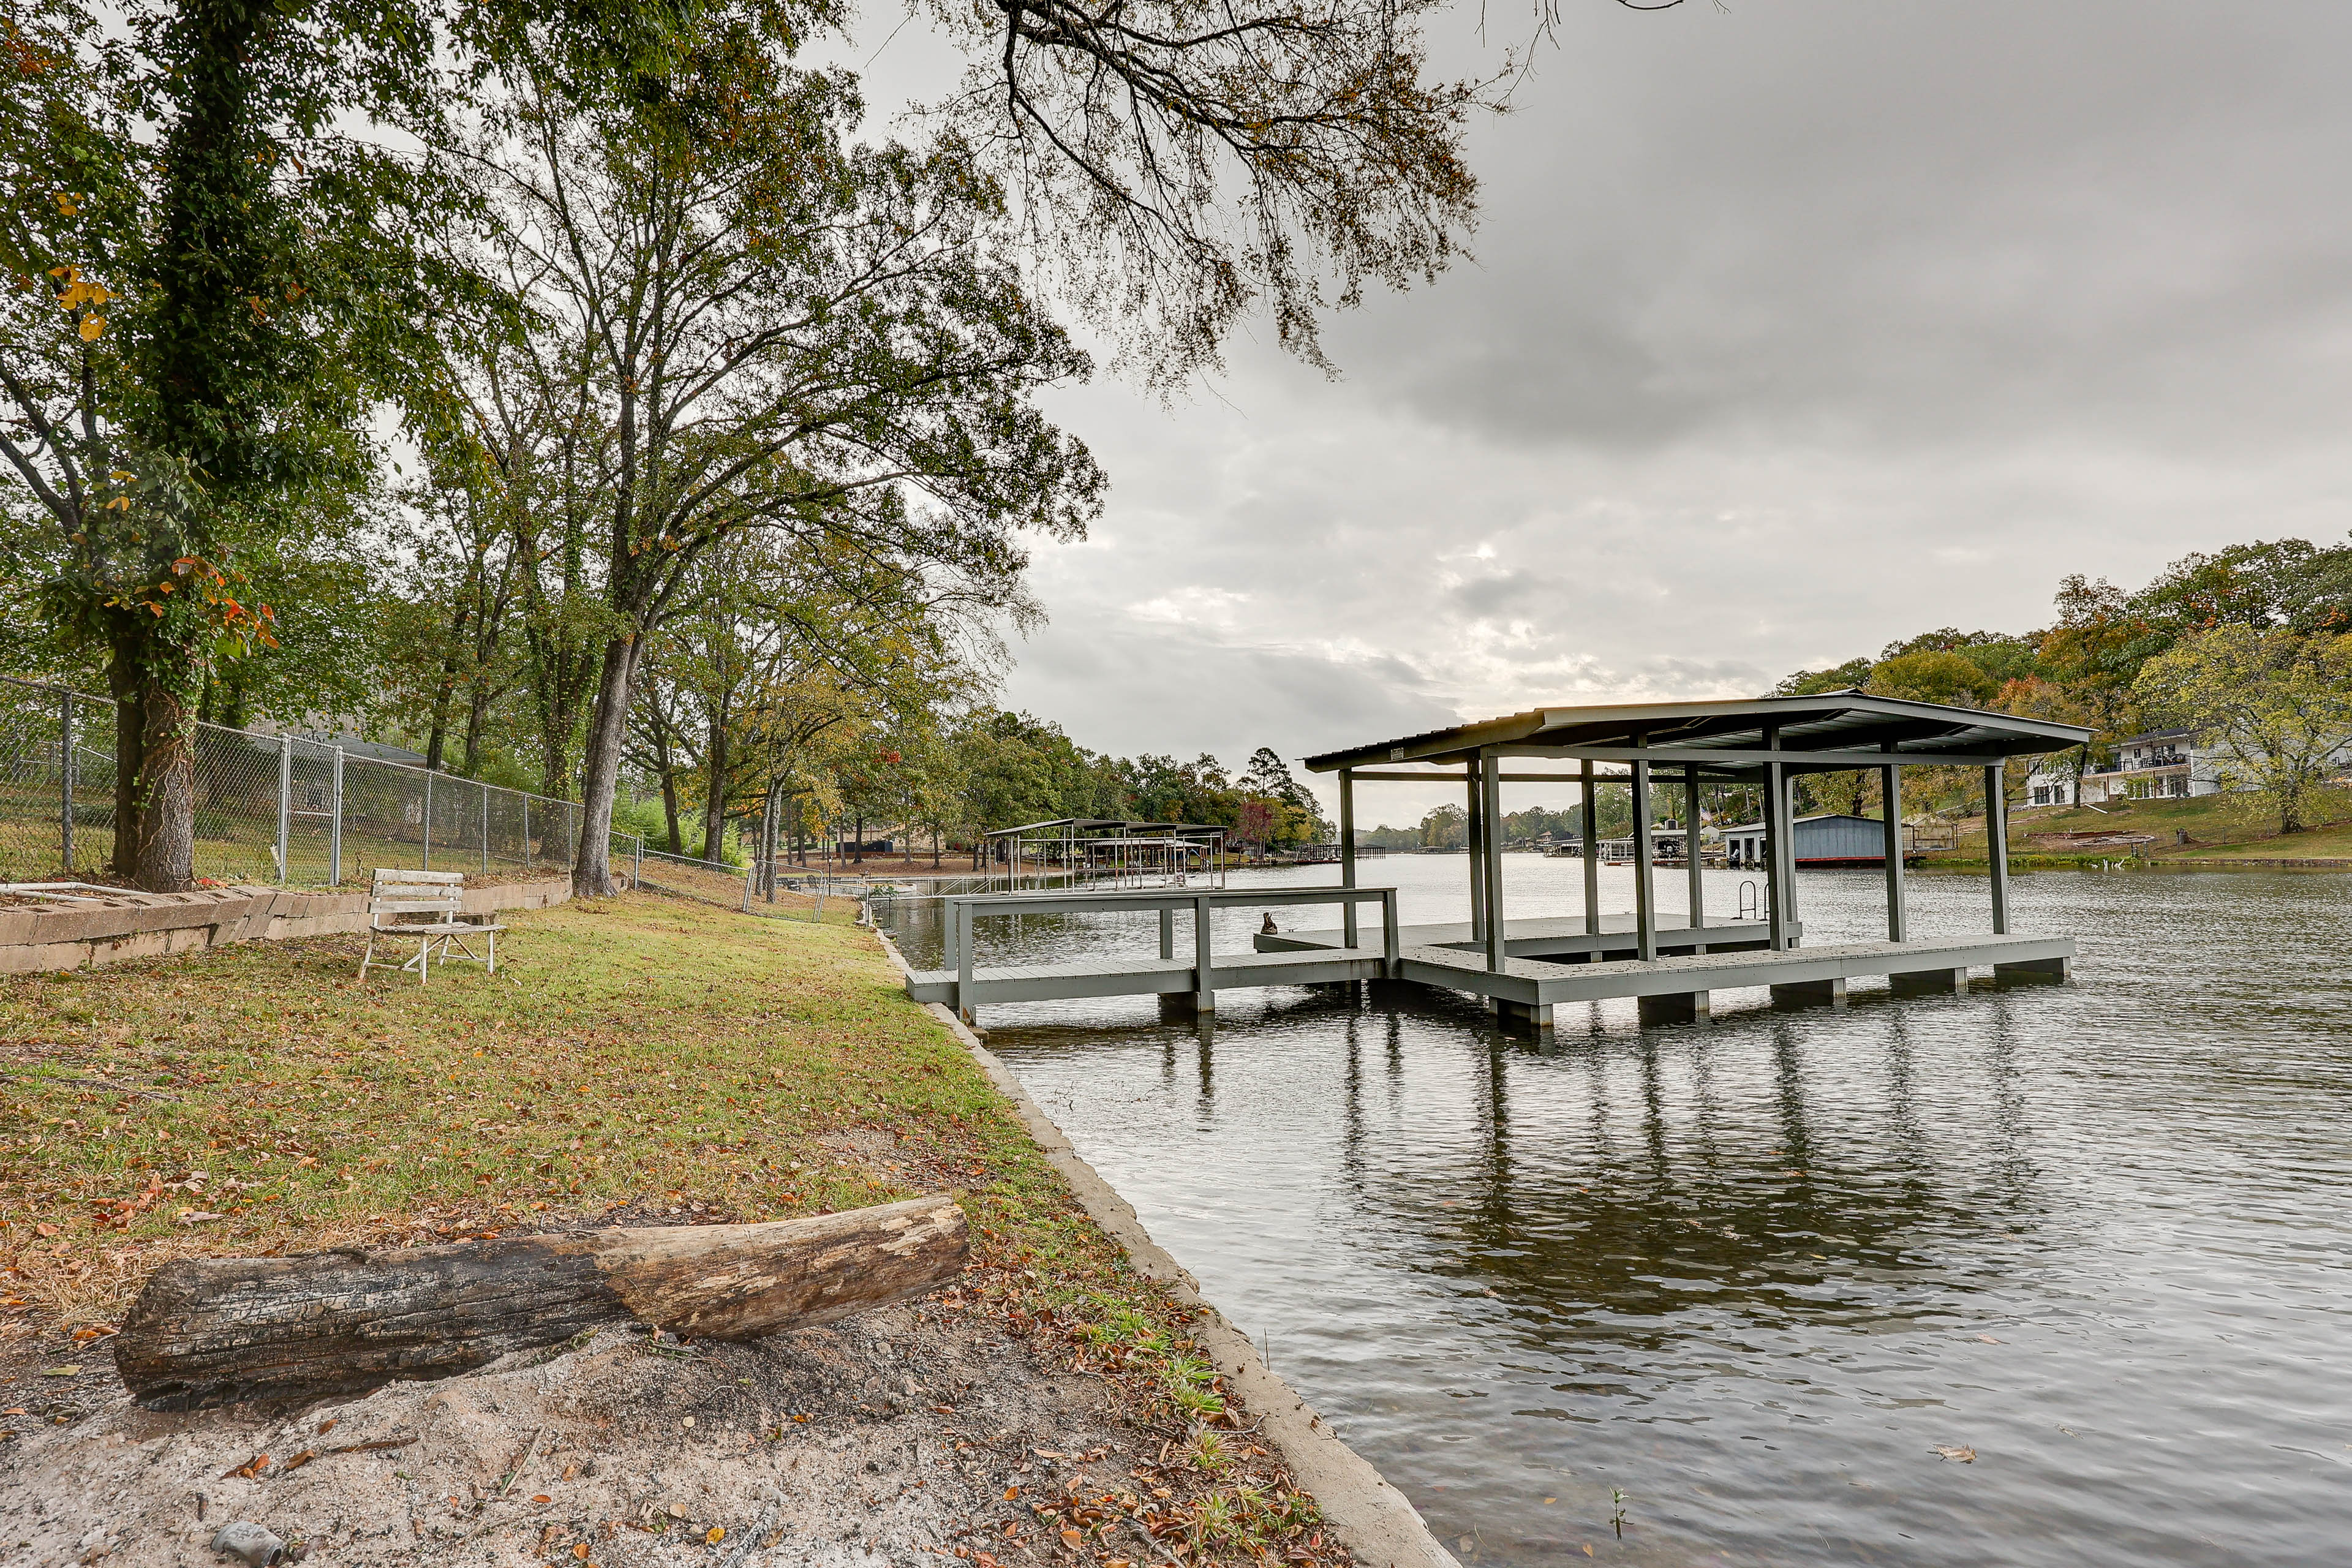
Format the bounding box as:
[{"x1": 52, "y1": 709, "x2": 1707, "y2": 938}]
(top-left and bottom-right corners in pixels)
[
  {"x1": 571, "y1": 1546, "x2": 590, "y2": 1561},
  {"x1": 39, "y1": 1366, "x2": 78, "y2": 1378},
  {"x1": 178, "y1": 1211, "x2": 225, "y2": 1226},
  {"x1": 1931, "y1": 1446, "x2": 1976, "y2": 1463},
  {"x1": 1976, "y1": 1335, "x2": 2002, "y2": 1344},
  {"x1": 222, "y1": 1453, "x2": 270, "y2": 1479},
  {"x1": 532, "y1": 1494, "x2": 552, "y2": 1504}
]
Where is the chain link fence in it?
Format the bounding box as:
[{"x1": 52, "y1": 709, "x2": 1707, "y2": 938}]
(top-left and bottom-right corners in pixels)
[{"x1": 0, "y1": 675, "x2": 639, "y2": 888}]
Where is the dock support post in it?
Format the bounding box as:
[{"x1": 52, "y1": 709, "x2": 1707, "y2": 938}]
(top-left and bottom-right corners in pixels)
[
  {"x1": 1764, "y1": 729, "x2": 1790, "y2": 952},
  {"x1": 1882, "y1": 755, "x2": 1907, "y2": 942},
  {"x1": 1495, "y1": 997, "x2": 1553, "y2": 1030},
  {"x1": 1159, "y1": 907, "x2": 1174, "y2": 960},
  {"x1": 1771, "y1": 977, "x2": 1847, "y2": 1008},
  {"x1": 1466, "y1": 761, "x2": 1487, "y2": 946},
  {"x1": 1580, "y1": 761, "x2": 1602, "y2": 941},
  {"x1": 1192, "y1": 893, "x2": 1215, "y2": 1014},
  {"x1": 1481, "y1": 750, "x2": 1506, "y2": 974},
  {"x1": 1684, "y1": 766, "x2": 1706, "y2": 952},
  {"x1": 1632, "y1": 755, "x2": 1657, "y2": 962},
  {"x1": 1339, "y1": 768, "x2": 1359, "y2": 950},
  {"x1": 954, "y1": 901, "x2": 975, "y2": 1023},
  {"x1": 1891, "y1": 967, "x2": 1968, "y2": 995},
  {"x1": 1985, "y1": 763, "x2": 2011, "y2": 935},
  {"x1": 1638, "y1": 991, "x2": 1709, "y2": 1025},
  {"x1": 1995, "y1": 955, "x2": 2071, "y2": 981},
  {"x1": 1381, "y1": 889, "x2": 1401, "y2": 977}
]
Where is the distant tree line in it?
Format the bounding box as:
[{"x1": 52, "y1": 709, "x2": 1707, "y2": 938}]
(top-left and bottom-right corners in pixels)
[{"x1": 1776, "y1": 537, "x2": 2352, "y2": 833}]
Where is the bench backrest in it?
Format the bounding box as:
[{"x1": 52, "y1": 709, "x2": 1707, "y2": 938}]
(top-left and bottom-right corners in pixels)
[{"x1": 370, "y1": 867, "x2": 466, "y2": 924}]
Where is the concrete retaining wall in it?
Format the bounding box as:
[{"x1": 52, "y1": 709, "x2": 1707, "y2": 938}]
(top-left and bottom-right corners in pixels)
[{"x1": 0, "y1": 878, "x2": 573, "y2": 974}]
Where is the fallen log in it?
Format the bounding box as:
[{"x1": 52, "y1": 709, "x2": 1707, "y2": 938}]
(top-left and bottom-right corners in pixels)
[{"x1": 114, "y1": 1194, "x2": 967, "y2": 1411}]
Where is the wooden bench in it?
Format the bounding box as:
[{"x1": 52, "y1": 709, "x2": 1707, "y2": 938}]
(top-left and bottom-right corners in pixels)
[{"x1": 360, "y1": 869, "x2": 505, "y2": 985}]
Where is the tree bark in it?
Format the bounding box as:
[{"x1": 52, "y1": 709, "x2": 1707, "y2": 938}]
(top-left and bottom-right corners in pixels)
[
  {"x1": 701, "y1": 705, "x2": 729, "y2": 865},
  {"x1": 571, "y1": 632, "x2": 640, "y2": 895},
  {"x1": 129, "y1": 673, "x2": 196, "y2": 892},
  {"x1": 114, "y1": 1195, "x2": 967, "y2": 1411},
  {"x1": 106, "y1": 643, "x2": 143, "y2": 880}
]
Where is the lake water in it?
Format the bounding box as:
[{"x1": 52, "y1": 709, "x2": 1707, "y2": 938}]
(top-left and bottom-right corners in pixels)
[{"x1": 880, "y1": 857, "x2": 2352, "y2": 1566}]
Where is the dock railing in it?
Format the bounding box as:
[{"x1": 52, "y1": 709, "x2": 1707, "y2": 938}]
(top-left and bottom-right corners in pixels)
[{"x1": 941, "y1": 884, "x2": 1401, "y2": 1016}]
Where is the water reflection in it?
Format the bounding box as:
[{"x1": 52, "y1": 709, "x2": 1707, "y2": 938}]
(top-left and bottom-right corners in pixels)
[{"x1": 883, "y1": 863, "x2": 2352, "y2": 1566}]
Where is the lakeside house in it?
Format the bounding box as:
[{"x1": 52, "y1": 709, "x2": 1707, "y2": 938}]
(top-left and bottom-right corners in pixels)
[
  {"x1": 2045, "y1": 727, "x2": 2352, "y2": 807},
  {"x1": 2076, "y1": 728, "x2": 2211, "y2": 804}
]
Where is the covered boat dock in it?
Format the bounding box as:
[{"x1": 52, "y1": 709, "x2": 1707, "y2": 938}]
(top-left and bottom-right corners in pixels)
[{"x1": 1268, "y1": 691, "x2": 2090, "y2": 1027}]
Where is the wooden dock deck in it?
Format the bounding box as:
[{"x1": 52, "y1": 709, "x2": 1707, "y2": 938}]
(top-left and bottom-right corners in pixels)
[
  {"x1": 904, "y1": 944, "x2": 1391, "y2": 1008},
  {"x1": 903, "y1": 907, "x2": 2071, "y2": 1026},
  {"x1": 1256, "y1": 912, "x2": 1782, "y2": 962}
]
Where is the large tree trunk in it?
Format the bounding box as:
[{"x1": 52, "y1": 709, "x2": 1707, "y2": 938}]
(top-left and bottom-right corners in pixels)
[
  {"x1": 462, "y1": 684, "x2": 492, "y2": 778},
  {"x1": 701, "y1": 709, "x2": 729, "y2": 865},
  {"x1": 115, "y1": 1195, "x2": 967, "y2": 1411},
  {"x1": 571, "y1": 632, "x2": 639, "y2": 895},
  {"x1": 129, "y1": 671, "x2": 197, "y2": 892},
  {"x1": 105, "y1": 641, "x2": 143, "y2": 880}
]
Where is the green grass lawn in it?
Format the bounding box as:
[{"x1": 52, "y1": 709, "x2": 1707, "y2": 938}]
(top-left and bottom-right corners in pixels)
[
  {"x1": 1935, "y1": 790, "x2": 2352, "y2": 864},
  {"x1": 0, "y1": 893, "x2": 1182, "y2": 1359},
  {"x1": 0, "y1": 889, "x2": 1343, "y2": 1561}
]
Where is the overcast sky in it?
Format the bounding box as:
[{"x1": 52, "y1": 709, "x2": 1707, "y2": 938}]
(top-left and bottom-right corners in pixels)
[{"x1": 856, "y1": 2, "x2": 2352, "y2": 823}]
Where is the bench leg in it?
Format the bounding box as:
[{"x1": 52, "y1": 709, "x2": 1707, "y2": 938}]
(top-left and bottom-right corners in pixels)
[
  {"x1": 360, "y1": 932, "x2": 375, "y2": 982},
  {"x1": 486, "y1": 930, "x2": 496, "y2": 975}
]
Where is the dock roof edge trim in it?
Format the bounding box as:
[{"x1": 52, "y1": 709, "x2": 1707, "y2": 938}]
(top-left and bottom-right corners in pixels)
[{"x1": 1303, "y1": 692, "x2": 2094, "y2": 773}]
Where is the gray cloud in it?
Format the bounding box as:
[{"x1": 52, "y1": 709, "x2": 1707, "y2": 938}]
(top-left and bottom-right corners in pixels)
[{"x1": 856, "y1": 1, "x2": 2352, "y2": 810}]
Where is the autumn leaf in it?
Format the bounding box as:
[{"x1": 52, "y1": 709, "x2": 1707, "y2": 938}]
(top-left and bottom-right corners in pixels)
[
  {"x1": 1931, "y1": 1444, "x2": 1977, "y2": 1463},
  {"x1": 78, "y1": 316, "x2": 104, "y2": 341}
]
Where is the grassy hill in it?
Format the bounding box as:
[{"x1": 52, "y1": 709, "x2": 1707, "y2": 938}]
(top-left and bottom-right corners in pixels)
[{"x1": 1928, "y1": 790, "x2": 2352, "y2": 866}]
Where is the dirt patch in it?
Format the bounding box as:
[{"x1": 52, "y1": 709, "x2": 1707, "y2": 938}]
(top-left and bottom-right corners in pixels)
[{"x1": 0, "y1": 1273, "x2": 1343, "y2": 1568}]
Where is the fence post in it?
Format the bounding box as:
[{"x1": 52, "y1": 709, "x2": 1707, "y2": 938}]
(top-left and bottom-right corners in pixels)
[
  {"x1": 276, "y1": 734, "x2": 293, "y2": 884},
  {"x1": 330, "y1": 747, "x2": 344, "y2": 886},
  {"x1": 522, "y1": 797, "x2": 532, "y2": 869},
  {"x1": 421, "y1": 767, "x2": 434, "y2": 872},
  {"x1": 58, "y1": 690, "x2": 74, "y2": 873},
  {"x1": 480, "y1": 783, "x2": 490, "y2": 876},
  {"x1": 633, "y1": 834, "x2": 642, "y2": 889}
]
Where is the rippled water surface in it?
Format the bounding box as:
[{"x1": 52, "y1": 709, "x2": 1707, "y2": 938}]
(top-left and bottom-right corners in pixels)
[{"x1": 881, "y1": 859, "x2": 2352, "y2": 1566}]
